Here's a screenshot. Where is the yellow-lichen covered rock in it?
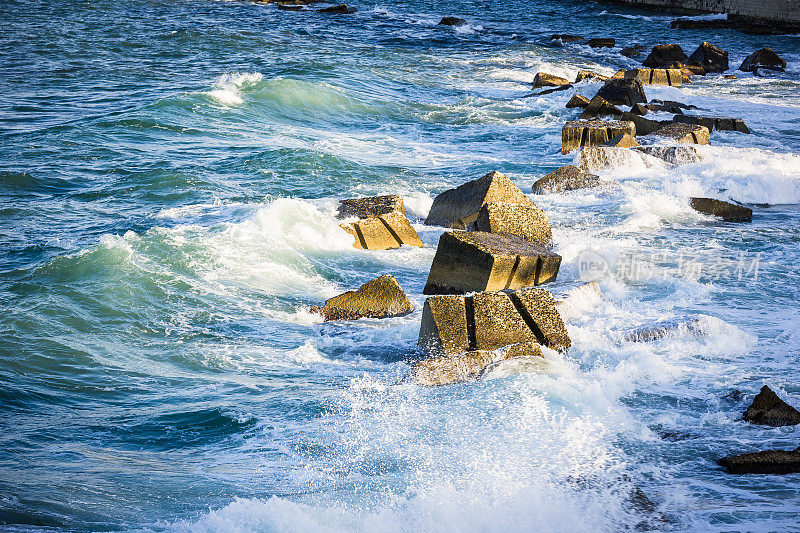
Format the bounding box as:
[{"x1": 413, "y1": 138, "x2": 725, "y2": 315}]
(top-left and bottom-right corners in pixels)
[{"x1": 311, "y1": 274, "x2": 413, "y2": 321}]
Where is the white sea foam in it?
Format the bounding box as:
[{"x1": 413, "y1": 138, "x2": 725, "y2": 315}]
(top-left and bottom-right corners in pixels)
[{"x1": 205, "y1": 72, "x2": 264, "y2": 106}]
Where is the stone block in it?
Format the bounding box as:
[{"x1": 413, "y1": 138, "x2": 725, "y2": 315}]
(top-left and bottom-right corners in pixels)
[
  {"x1": 689, "y1": 197, "x2": 752, "y2": 222},
  {"x1": 337, "y1": 195, "x2": 404, "y2": 219},
  {"x1": 673, "y1": 115, "x2": 750, "y2": 134},
  {"x1": 311, "y1": 275, "x2": 413, "y2": 321},
  {"x1": 423, "y1": 231, "x2": 561, "y2": 295},
  {"x1": 718, "y1": 448, "x2": 800, "y2": 475},
  {"x1": 561, "y1": 119, "x2": 636, "y2": 153},
  {"x1": 642, "y1": 44, "x2": 688, "y2": 68},
  {"x1": 624, "y1": 68, "x2": 682, "y2": 86},
  {"x1": 620, "y1": 111, "x2": 670, "y2": 136},
  {"x1": 688, "y1": 42, "x2": 729, "y2": 73},
  {"x1": 533, "y1": 72, "x2": 571, "y2": 88},
  {"x1": 575, "y1": 70, "x2": 609, "y2": 83},
  {"x1": 744, "y1": 385, "x2": 800, "y2": 427},
  {"x1": 566, "y1": 94, "x2": 590, "y2": 109},
  {"x1": 579, "y1": 95, "x2": 623, "y2": 119},
  {"x1": 604, "y1": 133, "x2": 639, "y2": 148},
  {"x1": 469, "y1": 202, "x2": 552, "y2": 246},
  {"x1": 412, "y1": 341, "x2": 543, "y2": 386},
  {"x1": 341, "y1": 210, "x2": 423, "y2": 250},
  {"x1": 651, "y1": 123, "x2": 711, "y2": 145},
  {"x1": 596, "y1": 78, "x2": 647, "y2": 106},
  {"x1": 532, "y1": 164, "x2": 601, "y2": 193}
]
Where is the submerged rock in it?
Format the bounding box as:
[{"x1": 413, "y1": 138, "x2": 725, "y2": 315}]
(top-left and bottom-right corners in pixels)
[
  {"x1": 579, "y1": 95, "x2": 622, "y2": 119},
  {"x1": 620, "y1": 44, "x2": 645, "y2": 58},
  {"x1": 688, "y1": 42, "x2": 729, "y2": 73},
  {"x1": 586, "y1": 37, "x2": 615, "y2": 48},
  {"x1": 425, "y1": 171, "x2": 534, "y2": 230},
  {"x1": 423, "y1": 231, "x2": 561, "y2": 295},
  {"x1": 673, "y1": 115, "x2": 751, "y2": 134},
  {"x1": 550, "y1": 34, "x2": 583, "y2": 42},
  {"x1": 651, "y1": 123, "x2": 711, "y2": 145},
  {"x1": 561, "y1": 119, "x2": 636, "y2": 153},
  {"x1": 337, "y1": 194, "x2": 405, "y2": 219},
  {"x1": 311, "y1": 275, "x2": 413, "y2": 321},
  {"x1": 532, "y1": 164, "x2": 601, "y2": 194},
  {"x1": 642, "y1": 44, "x2": 688, "y2": 68},
  {"x1": 317, "y1": 4, "x2": 356, "y2": 13},
  {"x1": 533, "y1": 72, "x2": 571, "y2": 88},
  {"x1": 340, "y1": 210, "x2": 423, "y2": 250},
  {"x1": 412, "y1": 341, "x2": 542, "y2": 386},
  {"x1": 623, "y1": 317, "x2": 703, "y2": 342},
  {"x1": 469, "y1": 202, "x2": 553, "y2": 246},
  {"x1": 718, "y1": 448, "x2": 800, "y2": 475},
  {"x1": 566, "y1": 94, "x2": 590, "y2": 109},
  {"x1": 649, "y1": 99, "x2": 698, "y2": 113},
  {"x1": 439, "y1": 16, "x2": 467, "y2": 26},
  {"x1": 596, "y1": 77, "x2": 647, "y2": 107},
  {"x1": 689, "y1": 197, "x2": 752, "y2": 222},
  {"x1": 624, "y1": 68, "x2": 682, "y2": 86},
  {"x1": 743, "y1": 385, "x2": 800, "y2": 426},
  {"x1": 739, "y1": 47, "x2": 786, "y2": 72},
  {"x1": 418, "y1": 287, "x2": 571, "y2": 357}
]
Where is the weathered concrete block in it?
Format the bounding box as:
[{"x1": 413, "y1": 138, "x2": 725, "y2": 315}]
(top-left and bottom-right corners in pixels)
[
  {"x1": 423, "y1": 231, "x2": 561, "y2": 295},
  {"x1": 689, "y1": 197, "x2": 752, "y2": 222},
  {"x1": 604, "y1": 133, "x2": 639, "y2": 147},
  {"x1": 673, "y1": 115, "x2": 750, "y2": 134},
  {"x1": 643, "y1": 44, "x2": 688, "y2": 68},
  {"x1": 533, "y1": 72, "x2": 571, "y2": 88},
  {"x1": 620, "y1": 111, "x2": 670, "y2": 136},
  {"x1": 579, "y1": 95, "x2": 623, "y2": 119},
  {"x1": 425, "y1": 171, "x2": 534, "y2": 229},
  {"x1": 418, "y1": 287, "x2": 570, "y2": 357},
  {"x1": 718, "y1": 448, "x2": 800, "y2": 475},
  {"x1": 337, "y1": 195, "x2": 404, "y2": 219},
  {"x1": 311, "y1": 275, "x2": 413, "y2": 321},
  {"x1": 651, "y1": 123, "x2": 711, "y2": 145},
  {"x1": 470, "y1": 202, "x2": 553, "y2": 246},
  {"x1": 575, "y1": 70, "x2": 609, "y2": 83},
  {"x1": 577, "y1": 146, "x2": 638, "y2": 173},
  {"x1": 566, "y1": 94, "x2": 590, "y2": 109},
  {"x1": 688, "y1": 42, "x2": 729, "y2": 73},
  {"x1": 412, "y1": 341, "x2": 543, "y2": 387},
  {"x1": 744, "y1": 385, "x2": 800, "y2": 427},
  {"x1": 596, "y1": 78, "x2": 647, "y2": 106},
  {"x1": 633, "y1": 145, "x2": 703, "y2": 165},
  {"x1": 532, "y1": 164, "x2": 601, "y2": 193},
  {"x1": 739, "y1": 47, "x2": 786, "y2": 72},
  {"x1": 624, "y1": 68, "x2": 683, "y2": 86},
  {"x1": 561, "y1": 119, "x2": 636, "y2": 153},
  {"x1": 341, "y1": 210, "x2": 423, "y2": 250}
]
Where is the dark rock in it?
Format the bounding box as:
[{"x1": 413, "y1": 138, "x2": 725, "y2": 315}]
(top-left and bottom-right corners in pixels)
[
  {"x1": 620, "y1": 111, "x2": 670, "y2": 136},
  {"x1": 469, "y1": 202, "x2": 553, "y2": 246},
  {"x1": 739, "y1": 47, "x2": 787, "y2": 72},
  {"x1": 688, "y1": 42, "x2": 729, "y2": 73},
  {"x1": 596, "y1": 77, "x2": 647, "y2": 107},
  {"x1": 651, "y1": 123, "x2": 711, "y2": 145},
  {"x1": 423, "y1": 231, "x2": 561, "y2": 295},
  {"x1": 718, "y1": 448, "x2": 800, "y2": 475},
  {"x1": 337, "y1": 195, "x2": 405, "y2": 219},
  {"x1": 620, "y1": 44, "x2": 645, "y2": 58},
  {"x1": 561, "y1": 119, "x2": 636, "y2": 153},
  {"x1": 743, "y1": 385, "x2": 800, "y2": 426},
  {"x1": 551, "y1": 34, "x2": 584, "y2": 43},
  {"x1": 690, "y1": 197, "x2": 752, "y2": 222},
  {"x1": 566, "y1": 94, "x2": 590, "y2": 109},
  {"x1": 631, "y1": 103, "x2": 649, "y2": 115},
  {"x1": 649, "y1": 99, "x2": 697, "y2": 113},
  {"x1": 532, "y1": 165, "x2": 601, "y2": 194},
  {"x1": 277, "y1": 4, "x2": 303, "y2": 10},
  {"x1": 311, "y1": 275, "x2": 413, "y2": 321},
  {"x1": 418, "y1": 287, "x2": 571, "y2": 357},
  {"x1": 670, "y1": 18, "x2": 734, "y2": 31},
  {"x1": 439, "y1": 16, "x2": 466, "y2": 26},
  {"x1": 318, "y1": 4, "x2": 355, "y2": 14},
  {"x1": 681, "y1": 62, "x2": 706, "y2": 75},
  {"x1": 579, "y1": 95, "x2": 623, "y2": 119},
  {"x1": 533, "y1": 72, "x2": 571, "y2": 89},
  {"x1": 642, "y1": 44, "x2": 688, "y2": 69},
  {"x1": 586, "y1": 38, "x2": 615, "y2": 48},
  {"x1": 722, "y1": 389, "x2": 744, "y2": 402},
  {"x1": 624, "y1": 68, "x2": 682, "y2": 86},
  {"x1": 673, "y1": 115, "x2": 751, "y2": 134},
  {"x1": 531, "y1": 84, "x2": 573, "y2": 96},
  {"x1": 425, "y1": 171, "x2": 535, "y2": 230}
]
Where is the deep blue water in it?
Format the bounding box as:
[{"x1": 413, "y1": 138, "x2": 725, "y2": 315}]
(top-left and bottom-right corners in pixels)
[{"x1": 1, "y1": 0, "x2": 800, "y2": 531}]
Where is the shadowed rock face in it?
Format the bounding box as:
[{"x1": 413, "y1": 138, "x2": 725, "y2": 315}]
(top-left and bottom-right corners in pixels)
[
  {"x1": 586, "y1": 37, "x2": 615, "y2": 48},
  {"x1": 604, "y1": 133, "x2": 638, "y2": 148},
  {"x1": 470, "y1": 202, "x2": 553, "y2": 246},
  {"x1": 533, "y1": 72, "x2": 571, "y2": 89},
  {"x1": 561, "y1": 119, "x2": 636, "y2": 153},
  {"x1": 312, "y1": 275, "x2": 413, "y2": 321},
  {"x1": 689, "y1": 198, "x2": 752, "y2": 222},
  {"x1": 579, "y1": 95, "x2": 622, "y2": 119},
  {"x1": 620, "y1": 111, "x2": 669, "y2": 136},
  {"x1": 337, "y1": 195, "x2": 404, "y2": 219},
  {"x1": 566, "y1": 94, "x2": 590, "y2": 109},
  {"x1": 439, "y1": 16, "x2": 466, "y2": 26},
  {"x1": 739, "y1": 47, "x2": 787, "y2": 72},
  {"x1": 423, "y1": 231, "x2": 561, "y2": 295},
  {"x1": 718, "y1": 448, "x2": 800, "y2": 474},
  {"x1": 425, "y1": 171, "x2": 534, "y2": 229},
  {"x1": 575, "y1": 70, "x2": 608, "y2": 83},
  {"x1": 642, "y1": 44, "x2": 688, "y2": 68},
  {"x1": 689, "y1": 42, "x2": 729, "y2": 73},
  {"x1": 743, "y1": 385, "x2": 800, "y2": 426},
  {"x1": 596, "y1": 78, "x2": 647, "y2": 106},
  {"x1": 418, "y1": 287, "x2": 570, "y2": 357},
  {"x1": 412, "y1": 341, "x2": 543, "y2": 386},
  {"x1": 620, "y1": 44, "x2": 645, "y2": 58},
  {"x1": 673, "y1": 115, "x2": 750, "y2": 134},
  {"x1": 651, "y1": 123, "x2": 711, "y2": 145},
  {"x1": 318, "y1": 4, "x2": 356, "y2": 13},
  {"x1": 532, "y1": 164, "x2": 601, "y2": 194},
  {"x1": 624, "y1": 68, "x2": 682, "y2": 86}
]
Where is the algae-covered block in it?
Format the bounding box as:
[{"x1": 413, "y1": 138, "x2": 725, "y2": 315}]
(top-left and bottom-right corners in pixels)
[
  {"x1": 470, "y1": 202, "x2": 552, "y2": 246},
  {"x1": 561, "y1": 119, "x2": 636, "y2": 154}
]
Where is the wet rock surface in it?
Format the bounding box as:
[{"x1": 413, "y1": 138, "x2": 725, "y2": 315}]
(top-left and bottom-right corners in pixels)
[
  {"x1": 718, "y1": 448, "x2": 800, "y2": 475},
  {"x1": 337, "y1": 194, "x2": 405, "y2": 219},
  {"x1": 438, "y1": 16, "x2": 466, "y2": 26},
  {"x1": 743, "y1": 385, "x2": 800, "y2": 426},
  {"x1": 673, "y1": 115, "x2": 750, "y2": 134},
  {"x1": 642, "y1": 43, "x2": 688, "y2": 68},
  {"x1": 561, "y1": 119, "x2": 636, "y2": 153},
  {"x1": 532, "y1": 164, "x2": 601, "y2": 194},
  {"x1": 312, "y1": 275, "x2": 413, "y2": 321},
  {"x1": 688, "y1": 42, "x2": 729, "y2": 73},
  {"x1": 739, "y1": 47, "x2": 787, "y2": 72},
  {"x1": 596, "y1": 77, "x2": 647, "y2": 106},
  {"x1": 689, "y1": 197, "x2": 752, "y2": 222},
  {"x1": 340, "y1": 210, "x2": 423, "y2": 250},
  {"x1": 651, "y1": 123, "x2": 711, "y2": 145},
  {"x1": 566, "y1": 94, "x2": 590, "y2": 109}
]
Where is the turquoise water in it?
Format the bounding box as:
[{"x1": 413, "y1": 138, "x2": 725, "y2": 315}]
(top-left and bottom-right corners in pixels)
[{"x1": 2, "y1": 0, "x2": 800, "y2": 530}]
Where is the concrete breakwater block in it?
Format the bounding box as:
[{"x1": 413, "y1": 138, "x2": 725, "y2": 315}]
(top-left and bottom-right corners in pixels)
[
  {"x1": 469, "y1": 202, "x2": 552, "y2": 246},
  {"x1": 651, "y1": 123, "x2": 711, "y2": 145},
  {"x1": 424, "y1": 231, "x2": 561, "y2": 295},
  {"x1": 340, "y1": 210, "x2": 423, "y2": 250},
  {"x1": 620, "y1": 111, "x2": 669, "y2": 136},
  {"x1": 561, "y1": 119, "x2": 636, "y2": 154},
  {"x1": 532, "y1": 164, "x2": 601, "y2": 194},
  {"x1": 633, "y1": 145, "x2": 703, "y2": 165},
  {"x1": 311, "y1": 275, "x2": 413, "y2": 321},
  {"x1": 575, "y1": 70, "x2": 608, "y2": 83},
  {"x1": 566, "y1": 94, "x2": 590, "y2": 109},
  {"x1": 337, "y1": 194, "x2": 405, "y2": 219},
  {"x1": 418, "y1": 287, "x2": 571, "y2": 357},
  {"x1": 718, "y1": 448, "x2": 800, "y2": 475},
  {"x1": 578, "y1": 95, "x2": 622, "y2": 119},
  {"x1": 577, "y1": 146, "x2": 638, "y2": 173},
  {"x1": 624, "y1": 68, "x2": 682, "y2": 86},
  {"x1": 412, "y1": 341, "x2": 543, "y2": 387},
  {"x1": 642, "y1": 43, "x2": 688, "y2": 69},
  {"x1": 672, "y1": 115, "x2": 750, "y2": 134},
  {"x1": 743, "y1": 385, "x2": 800, "y2": 427},
  {"x1": 604, "y1": 133, "x2": 638, "y2": 148},
  {"x1": 689, "y1": 197, "x2": 752, "y2": 222},
  {"x1": 425, "y1": 171, "x2": 533, "y2": 229},
  {"x1": 596, "y1": 78, "x2": 647, "y2": 107},
  {"x1": 533, "y1": 72, "x2": 571, "y2": 88}
]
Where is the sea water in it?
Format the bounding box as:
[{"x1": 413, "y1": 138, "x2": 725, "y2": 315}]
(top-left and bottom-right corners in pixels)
[{"x1": 1, "y1": 0, "x2": 799, "y2": 531}]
